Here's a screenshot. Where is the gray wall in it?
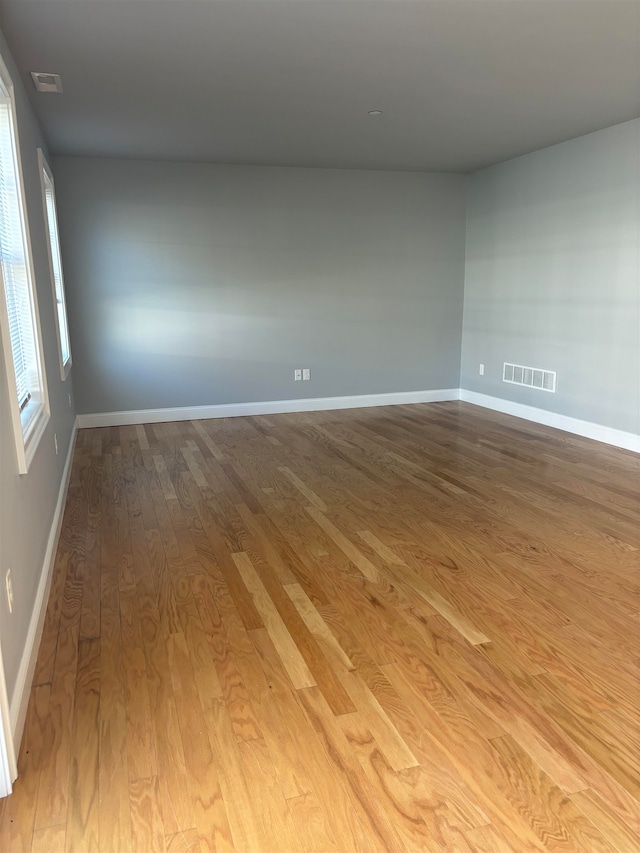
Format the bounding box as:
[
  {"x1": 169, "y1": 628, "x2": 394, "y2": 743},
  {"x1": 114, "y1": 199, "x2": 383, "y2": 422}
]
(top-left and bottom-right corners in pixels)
[
  {"x1": 0, "y1": 30, "x2": 76, "y2": 706},
  {"x1": 51, "y1": 158, "x2": 467, "y2": 414},
  {"x1": 461, "y1": 119, "x2": 640, "y2": 435}
]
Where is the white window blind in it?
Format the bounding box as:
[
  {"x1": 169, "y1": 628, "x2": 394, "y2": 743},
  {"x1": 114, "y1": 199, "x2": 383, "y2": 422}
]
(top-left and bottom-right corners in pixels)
[
  {"x1": 40, "y1": 152, "x2": 71, "y2": 373},
  {"x1": 0, "y1": 57, "x2": 49, "y2": 473},
  {"x1": 0, "y1": 100, "x2": 38, "y2": 413}
]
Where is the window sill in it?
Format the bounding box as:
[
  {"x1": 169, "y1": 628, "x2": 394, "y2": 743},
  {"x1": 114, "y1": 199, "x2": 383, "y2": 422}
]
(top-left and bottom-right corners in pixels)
[
  {"x1": 18, "y1": 401, "x2": 50, "y2": 474},
  {"x1": 60, "y1": 356, "x2": 72, "y2": 381}
]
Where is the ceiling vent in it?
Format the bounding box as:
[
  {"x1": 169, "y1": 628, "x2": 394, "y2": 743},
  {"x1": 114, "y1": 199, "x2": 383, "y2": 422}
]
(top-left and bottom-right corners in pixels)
[
  {"x1": 31, "y1": 72, "x2": 63, "y2": 93},
  {"x1": 503, "y1": 362, "x2": 556, "y2": 393}
]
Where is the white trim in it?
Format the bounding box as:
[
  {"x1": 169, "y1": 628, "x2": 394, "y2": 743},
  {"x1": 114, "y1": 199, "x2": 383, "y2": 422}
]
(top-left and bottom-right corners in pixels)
[
  {"x1": 460, "y1": 390, "x2": 640, "y2": 453},
  {"x1": 76, "y1": 388, "x2": 461, "y2": 428},
  {"x1": 0, "y1": 51, "x2": 50, "y2": 475},
  {"x1": 9, "y1": 419, "x2": 78, "y2": 752},
  {"x1": 0, "y1": 642, "x2": 16, "y2": 796},
  {"x1": 37, "y1": 148, "x2": 72, "y2": 381},
  {"x1": 76, "y1": 389, "x2": 640, "y2": 453}
]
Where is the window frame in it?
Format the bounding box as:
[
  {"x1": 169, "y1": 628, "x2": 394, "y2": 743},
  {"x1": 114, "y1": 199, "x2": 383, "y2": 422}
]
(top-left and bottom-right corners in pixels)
[
  {"x1": 0, "y1": 52, "x2": 50, "y2": 474},
  {"x1": 38, "y1": 148, "x2": 72, "y2": 380}
]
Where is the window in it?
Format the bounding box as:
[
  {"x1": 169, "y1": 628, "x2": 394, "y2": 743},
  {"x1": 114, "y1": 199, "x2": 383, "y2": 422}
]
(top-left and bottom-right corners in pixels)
[
  {"x1": 0, "y1": 55, "x2": 49, "y2": 473},
  {"x1": 39, "y1": 149, "x2": 71, "y2": 377}
]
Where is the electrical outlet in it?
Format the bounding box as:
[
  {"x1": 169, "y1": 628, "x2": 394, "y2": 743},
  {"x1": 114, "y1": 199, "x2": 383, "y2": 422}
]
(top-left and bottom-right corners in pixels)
[
  {"x1": 302, "y1": 368, "x2": 311, "y2": 381},
  {"x1": 5, "y1": 570, "x2": 13, "y2": 614},
  {"x1": 54, "y1": 433, "x2": 59, "y2": 455},
  {"x1": 479, "y1": 363, "x2": 485, "y2": 376},
  {"x1": 294, "y1": 369, "x2": 302, "y2": 381}
]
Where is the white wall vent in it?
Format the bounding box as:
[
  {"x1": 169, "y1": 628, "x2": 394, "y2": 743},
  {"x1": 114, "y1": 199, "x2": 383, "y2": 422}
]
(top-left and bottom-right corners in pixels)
[
  {"x1": 31, "y1": 72, "x2": 63, "y2": 93},
  {"x1": 503, "y1": 362, "x2": 556, "y2": 393}
]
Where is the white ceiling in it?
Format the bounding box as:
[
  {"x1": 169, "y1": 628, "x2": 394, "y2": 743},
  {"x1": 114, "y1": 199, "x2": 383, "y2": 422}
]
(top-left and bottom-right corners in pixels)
[{"x1": 1, "y1": 0, "x2": 639, "y2": 173}]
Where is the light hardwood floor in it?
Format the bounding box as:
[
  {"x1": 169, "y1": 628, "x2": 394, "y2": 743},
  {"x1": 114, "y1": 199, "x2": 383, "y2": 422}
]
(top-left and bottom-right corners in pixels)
[{"x1": 1, "y1": 401, "x2": 639, "y2": 852}]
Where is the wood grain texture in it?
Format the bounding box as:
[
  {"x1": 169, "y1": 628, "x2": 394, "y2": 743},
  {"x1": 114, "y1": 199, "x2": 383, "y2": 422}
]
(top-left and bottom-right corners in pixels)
[{"x1": 2, "y1": 401, "x2": 638, "y2": 851}]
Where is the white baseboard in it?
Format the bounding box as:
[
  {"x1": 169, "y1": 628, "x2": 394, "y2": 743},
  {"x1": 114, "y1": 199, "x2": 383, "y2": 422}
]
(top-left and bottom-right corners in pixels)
[
  {"x1": 10, "y1": 419, "x2": 78, "y2": 751},
  {"x1": 0, "y1": 639, "x2": 15, "y2": 793},
  {"x1": 460, "y1": 389, "x2": 640, "y2": 453},
  {"x1": 76, "y1": 388, "x2": 461, "y2": 428},
  {"x1": 76, "y1": 388, "x2": 639, "y2": 453}
]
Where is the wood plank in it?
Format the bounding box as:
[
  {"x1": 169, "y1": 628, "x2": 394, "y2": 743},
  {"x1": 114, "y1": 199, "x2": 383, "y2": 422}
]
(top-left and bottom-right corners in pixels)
[
  {"x1": 165, "y1": 829, "x2": 202, "y2": 853},
  {"x1": 249, "y1": 626, "x2": 374, "y2": 848},
  {"x1": 337, "y1": 669, "x2": 419, "y2": 771},
  {"x1": 238, "y1": 738, "x2": 302, "y2": 852},
  {"x1": 283, "y1": 581, "x2": 354, "y2": 673},
  {"x1": 571, "y1": 788, "x2": 640, "y2": 853},
  {"x1": 31, "y1": 825, "x2": 67, "y2": 853},
  {"x1": 129, "y1": 776, "x2": 166, "y2": 853},
  {"x1": 166, "y1": 632, "x2": 234, "y2": 853},
  {"x1": 232, "y1": 552, "x2": 316, "y2": 689},
  {"x1": 487, "y1": 734, "x2": 587, "y2": 851},
  {"x1": 298, "y1": 685, "x2": 405, "y2": 851},
  {"x1": 98, "y1": 713, "x2": 132, "y2": 851},
  {"x1": 65, "y1": 637, "x2": 101, "y2": 852},
  {"x1": 203, "y1": 698, "x2": 266, "y2": 852},
  {"x1": 305, "y1": 506, "x2": 380, "y2": 582},
  {"x1": 33, "y1": 617, "x2": 80, "y2": 831},
  {"x1": 337, "y1": 711, "x2": 440, "y2": 851},
  {"x1": 279, "y1": 466, "x2": 328, "y2": 511},
  {"x1": 0, "y1": 685, "x2": 50, "y2": 853},
  {"x1": 235, "y1": 551, "x2": 356, "y2": 715}
]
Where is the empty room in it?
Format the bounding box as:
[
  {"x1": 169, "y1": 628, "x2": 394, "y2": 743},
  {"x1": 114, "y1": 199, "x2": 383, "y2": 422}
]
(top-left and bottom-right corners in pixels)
[{"x1": 0, "y1": 0, "x2": 639, "y2": 851}]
